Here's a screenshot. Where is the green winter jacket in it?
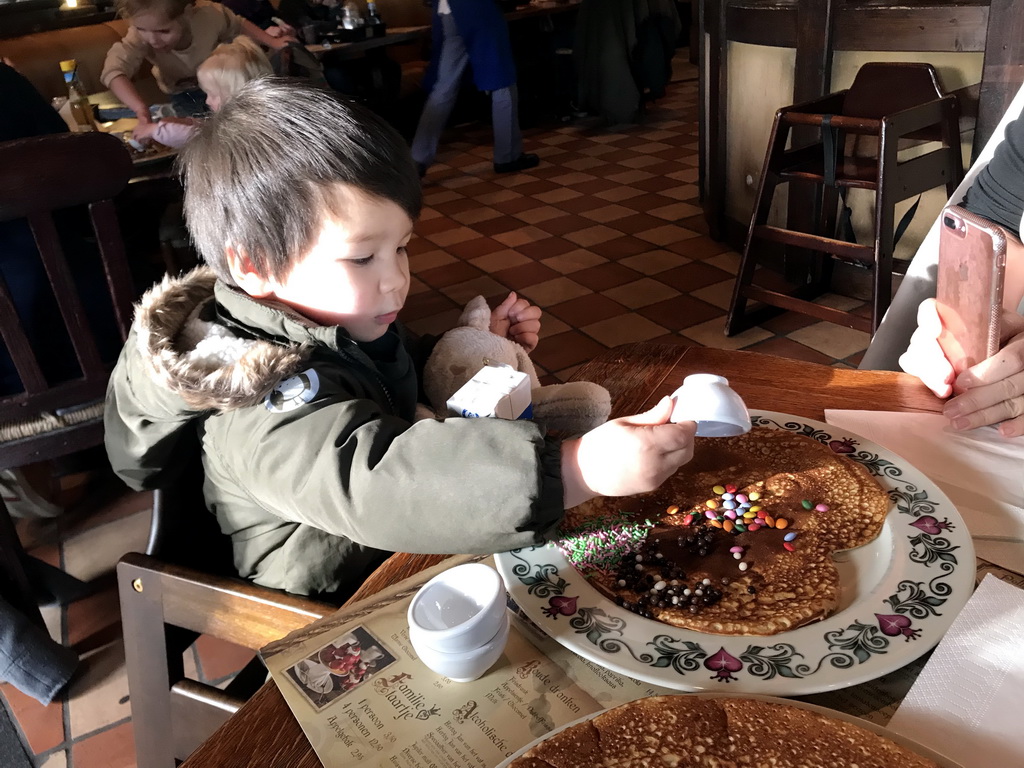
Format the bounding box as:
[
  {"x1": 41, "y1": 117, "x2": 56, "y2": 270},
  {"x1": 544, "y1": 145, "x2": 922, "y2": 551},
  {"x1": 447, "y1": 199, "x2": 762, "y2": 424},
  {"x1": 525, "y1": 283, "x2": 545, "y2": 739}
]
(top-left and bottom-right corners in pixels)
[{"x1": 104, "y1": 268, "x2": 566, "y2": 595}]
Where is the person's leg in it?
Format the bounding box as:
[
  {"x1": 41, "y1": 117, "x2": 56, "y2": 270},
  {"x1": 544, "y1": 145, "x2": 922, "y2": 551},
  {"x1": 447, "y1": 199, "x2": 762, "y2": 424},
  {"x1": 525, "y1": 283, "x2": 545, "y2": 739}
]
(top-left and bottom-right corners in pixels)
[
  {"x1": 410, "y1": 14, "x2": 469, "y2": 171},
  {"x1": 490, "y1": 84, "x2": 523, "y2": 166}
]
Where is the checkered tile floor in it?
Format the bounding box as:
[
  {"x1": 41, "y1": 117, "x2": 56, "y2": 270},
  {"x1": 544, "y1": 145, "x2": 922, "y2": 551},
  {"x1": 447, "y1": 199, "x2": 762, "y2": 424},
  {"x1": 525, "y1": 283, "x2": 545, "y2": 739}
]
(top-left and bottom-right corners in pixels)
[
  {"x1": 3, "y1": 54, "x2": 877, "y2": 768},
  {"x1": 405, "y1": 58, "x2": 873, "y2": 374}
]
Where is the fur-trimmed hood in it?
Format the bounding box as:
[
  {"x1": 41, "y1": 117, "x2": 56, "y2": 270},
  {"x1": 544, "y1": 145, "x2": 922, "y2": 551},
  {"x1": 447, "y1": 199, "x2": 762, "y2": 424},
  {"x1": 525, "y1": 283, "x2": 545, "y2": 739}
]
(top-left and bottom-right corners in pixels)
[{"x1": 133, "y1": 267, "x2": 309, "y2": 412}]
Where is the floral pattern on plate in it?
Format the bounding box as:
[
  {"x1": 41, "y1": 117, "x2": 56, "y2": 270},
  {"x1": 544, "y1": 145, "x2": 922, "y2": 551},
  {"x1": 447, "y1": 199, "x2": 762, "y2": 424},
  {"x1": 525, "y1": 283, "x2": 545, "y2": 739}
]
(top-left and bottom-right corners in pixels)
[{"x1": 495, "y1": 411, "x2": 975, "y2": 696}]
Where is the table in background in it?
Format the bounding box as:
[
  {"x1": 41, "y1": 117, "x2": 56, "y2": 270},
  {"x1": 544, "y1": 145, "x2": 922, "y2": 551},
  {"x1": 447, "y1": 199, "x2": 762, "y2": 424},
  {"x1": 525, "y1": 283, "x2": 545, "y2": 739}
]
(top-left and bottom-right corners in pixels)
[{"x1": 180, "y1": 343, "x2": 944, "y2": 768}]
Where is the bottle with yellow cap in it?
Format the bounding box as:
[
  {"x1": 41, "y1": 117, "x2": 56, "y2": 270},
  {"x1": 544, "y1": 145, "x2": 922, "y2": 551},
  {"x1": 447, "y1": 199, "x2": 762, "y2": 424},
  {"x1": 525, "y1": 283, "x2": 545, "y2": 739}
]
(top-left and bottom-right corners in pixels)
[{"x1": 59, "y1": 59, "x2": 97, "y2": 131}]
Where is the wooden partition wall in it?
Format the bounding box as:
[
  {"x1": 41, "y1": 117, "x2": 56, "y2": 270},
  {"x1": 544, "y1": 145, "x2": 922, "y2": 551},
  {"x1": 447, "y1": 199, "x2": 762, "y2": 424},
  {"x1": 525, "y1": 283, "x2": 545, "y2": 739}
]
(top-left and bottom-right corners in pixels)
[{"x1": 698, "y1": 0, "x2": 1024, "y2": 251}]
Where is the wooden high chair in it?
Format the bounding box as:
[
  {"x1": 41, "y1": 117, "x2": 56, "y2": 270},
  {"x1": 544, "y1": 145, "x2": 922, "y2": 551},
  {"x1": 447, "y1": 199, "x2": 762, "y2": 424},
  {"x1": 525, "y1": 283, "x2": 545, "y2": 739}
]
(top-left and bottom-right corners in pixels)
[{"x1": 726, "y1": 62, "x2": 964, "y2": 336}]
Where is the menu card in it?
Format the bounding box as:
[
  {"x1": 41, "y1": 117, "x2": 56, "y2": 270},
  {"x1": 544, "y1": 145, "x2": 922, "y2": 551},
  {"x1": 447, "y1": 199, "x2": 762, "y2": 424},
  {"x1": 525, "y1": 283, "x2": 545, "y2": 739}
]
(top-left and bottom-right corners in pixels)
[
  {"x1": 260, "y1": 555, "x2": 673, "y2": 767},
  {"x1": 262, "y1": 554, "x2": 1021, "y2": 767}
]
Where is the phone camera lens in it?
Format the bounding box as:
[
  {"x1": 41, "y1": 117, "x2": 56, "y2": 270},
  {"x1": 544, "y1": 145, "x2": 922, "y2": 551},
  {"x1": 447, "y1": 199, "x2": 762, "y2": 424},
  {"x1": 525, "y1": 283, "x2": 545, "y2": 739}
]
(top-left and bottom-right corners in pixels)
[{"x1": 943, "y1": 216, "x2": 956, "y2": 228}]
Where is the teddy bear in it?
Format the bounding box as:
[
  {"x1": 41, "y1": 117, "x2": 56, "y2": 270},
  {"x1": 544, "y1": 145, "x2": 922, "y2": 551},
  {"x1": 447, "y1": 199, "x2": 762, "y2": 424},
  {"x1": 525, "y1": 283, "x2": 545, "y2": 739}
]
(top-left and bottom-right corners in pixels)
[{"x1": 420, "y1": 295, "x2": 612, "y2": 435}]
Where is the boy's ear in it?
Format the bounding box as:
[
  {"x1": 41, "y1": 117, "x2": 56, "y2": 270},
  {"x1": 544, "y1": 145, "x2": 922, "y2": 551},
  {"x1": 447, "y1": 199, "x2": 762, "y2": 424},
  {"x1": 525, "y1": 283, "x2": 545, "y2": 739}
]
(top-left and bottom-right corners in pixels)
[{"x1": 226, "y1": 246, "x2": 275, "y2": 297}]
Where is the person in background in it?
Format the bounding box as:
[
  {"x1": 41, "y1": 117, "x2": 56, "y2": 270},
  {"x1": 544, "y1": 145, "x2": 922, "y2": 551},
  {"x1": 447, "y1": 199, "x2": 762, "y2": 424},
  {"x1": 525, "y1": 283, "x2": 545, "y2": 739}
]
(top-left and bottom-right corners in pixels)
[
  {"x1": 411, "y1": 0, "x2": 538, "y2": 177},
  {"x1": 0, "y1": 58, "x2": 82, "y2": 706},
  {"x1": 133, "y1": 36, "x2": 273, "y2": 147},
  {"x1": 220, "y1": 0, "x2": 296, "y2": 37},
  {"x1": 101, "y1": 0, "x2": 290, "y2": 129},
  {"x1": 104, "y1": 80, "x2": 696, "y2": 599}
]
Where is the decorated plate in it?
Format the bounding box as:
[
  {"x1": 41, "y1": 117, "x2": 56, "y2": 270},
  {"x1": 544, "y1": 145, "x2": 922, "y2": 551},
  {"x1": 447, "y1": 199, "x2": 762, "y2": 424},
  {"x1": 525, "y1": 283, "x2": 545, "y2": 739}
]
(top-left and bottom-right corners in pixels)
[
  {"x1": 495, "y1": 693, "x2": 963, "y2": 768},
  {"x1": 495, "y1": 411, "x2": 975, "y2": 696}
]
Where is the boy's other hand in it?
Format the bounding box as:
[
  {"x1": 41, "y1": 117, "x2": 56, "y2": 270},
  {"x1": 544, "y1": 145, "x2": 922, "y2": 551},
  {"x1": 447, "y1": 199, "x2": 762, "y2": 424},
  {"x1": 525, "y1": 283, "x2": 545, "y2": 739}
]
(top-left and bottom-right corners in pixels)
[
  {"x1": 899, "y1": 299, "x2": 955, "y2": 398},
  {"x1": 943, "y1": 310, "x2": 1024, "y2": 436},
  {"x1": 561, "y1": 396, "x2": 697, "y2": 508},
  {"x1": 490, "y1": 291, "x2": 542, "y2": 353}
]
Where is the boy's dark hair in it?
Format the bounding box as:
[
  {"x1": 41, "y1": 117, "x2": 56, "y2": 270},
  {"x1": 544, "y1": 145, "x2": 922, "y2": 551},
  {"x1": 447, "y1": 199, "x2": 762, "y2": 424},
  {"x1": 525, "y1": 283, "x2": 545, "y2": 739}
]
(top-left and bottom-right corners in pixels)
[
  {"x1": 179, "y1": 78, "x2": 422, "y2": 284},
  {"x1": 115, "y1": 0, "x2": 190, "y2": 19}
]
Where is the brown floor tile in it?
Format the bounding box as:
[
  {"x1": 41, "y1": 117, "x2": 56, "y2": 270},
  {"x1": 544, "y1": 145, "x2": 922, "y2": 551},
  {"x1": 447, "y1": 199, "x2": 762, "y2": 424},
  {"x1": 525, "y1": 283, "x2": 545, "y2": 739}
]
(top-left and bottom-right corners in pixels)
[
  {"x1": 588, "y1": 236, "x2": 652, "y2": 260},
  {"x1": 515, "y1": 236, "x2": 579, "y2": 260},
  {"x1": 416, "y1": 261, "x2": 485, "y2": 289},
  {"x1": 416, "y1": 216, "x2": 461, "y2": 236},
  {"x1": 548, "y1": 294, "x2": 629, "y2": 327},
  {"x1": 745, "y1": 336, "x2": 836, "y2": 365},
  {"x1": 569, "y1": 262, "x2": 644, "y2": 292},
  {"x1": 71, "y1": 721, "x2": 136, "y2": 768},
  {"x1": 471, "y1": 216, "x2": 525, "y2": 238},
  {"x1": 401, "y1": 289, "x2": 460, "y2": 322},
  {"x1": 530, "y1": 330, "x2": 610, "y2": 371},
  {"x1": 491, "y1": 261, "x2": 563, "y2": 291},
  {"x1": 1, "y1": 683, "x2": 65, "y2": 755},
  {"x1": 658, "y1": 262, "x2": 733, "y2": 293},
  {"x1": 666, "y1": 235, "x2": 732, "y2": 259},
  {"x1": 444, "y1": 236, "x2": 508, "y2": 260},
  {"x1": 612, "y1": 212, "x2": 673, "y2": 236},
  {"x1": 638, "y1": 296, "x2": 724, "y2": 332},
  {"x1": 535, "y1": 214, "x2": 595, "y2": 237}
]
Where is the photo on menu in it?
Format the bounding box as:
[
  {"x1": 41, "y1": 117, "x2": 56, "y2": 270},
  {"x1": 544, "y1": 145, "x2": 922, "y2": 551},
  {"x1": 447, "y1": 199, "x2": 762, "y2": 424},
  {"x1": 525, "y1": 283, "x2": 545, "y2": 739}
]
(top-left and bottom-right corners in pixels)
[{"x1": 284, "y1": 626, "x2": 397, "y2": 711}]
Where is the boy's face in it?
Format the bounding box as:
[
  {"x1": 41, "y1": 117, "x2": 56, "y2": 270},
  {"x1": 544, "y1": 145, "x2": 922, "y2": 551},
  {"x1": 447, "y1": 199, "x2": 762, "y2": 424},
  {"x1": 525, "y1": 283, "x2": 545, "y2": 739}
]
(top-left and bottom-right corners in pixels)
[
  {"x1": 256, "y1": 188, "x2": 414, "y2": 342},
  {"x1": 133, "y1": 10, "x2": 188, "y2": 52}
]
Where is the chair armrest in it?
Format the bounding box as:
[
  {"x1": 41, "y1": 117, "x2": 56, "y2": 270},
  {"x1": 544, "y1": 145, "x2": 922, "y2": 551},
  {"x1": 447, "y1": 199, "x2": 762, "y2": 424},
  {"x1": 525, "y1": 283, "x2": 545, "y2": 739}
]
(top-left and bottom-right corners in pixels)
[
  {"x1": 883, "y1": 95, "x2": 959, "y2": 139},
  {"x1": 117, "y1": 552, "x2": 332, "y2": 649}
]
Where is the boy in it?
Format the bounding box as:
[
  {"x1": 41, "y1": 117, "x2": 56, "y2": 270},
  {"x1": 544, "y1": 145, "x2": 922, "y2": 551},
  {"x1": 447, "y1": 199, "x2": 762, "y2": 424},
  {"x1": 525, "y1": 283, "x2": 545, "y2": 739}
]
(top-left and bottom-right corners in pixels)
[{"x1": 104, "y1": 80, "x2": 697, "y2": 598}]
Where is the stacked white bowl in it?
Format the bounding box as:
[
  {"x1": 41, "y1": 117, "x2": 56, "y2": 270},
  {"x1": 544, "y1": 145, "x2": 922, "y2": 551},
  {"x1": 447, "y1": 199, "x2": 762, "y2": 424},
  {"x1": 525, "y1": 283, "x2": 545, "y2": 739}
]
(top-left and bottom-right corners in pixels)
[{"x1": 407, "y1": 562, "x2": 510, "y2": 682}]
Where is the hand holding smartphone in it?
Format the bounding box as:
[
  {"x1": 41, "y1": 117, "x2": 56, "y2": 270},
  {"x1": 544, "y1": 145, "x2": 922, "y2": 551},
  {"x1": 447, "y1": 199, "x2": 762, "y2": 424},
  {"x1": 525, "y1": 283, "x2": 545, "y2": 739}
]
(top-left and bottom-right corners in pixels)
[{"x1": 935, "y1": 205, "x2": 1006, "y2": 377}]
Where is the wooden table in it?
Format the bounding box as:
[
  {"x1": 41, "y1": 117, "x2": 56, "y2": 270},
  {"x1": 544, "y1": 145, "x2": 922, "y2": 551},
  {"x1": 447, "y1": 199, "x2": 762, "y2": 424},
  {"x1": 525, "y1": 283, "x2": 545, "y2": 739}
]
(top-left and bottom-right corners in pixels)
[{"x1": 180, "y1": 343, "x2": 944, "y2": 768}]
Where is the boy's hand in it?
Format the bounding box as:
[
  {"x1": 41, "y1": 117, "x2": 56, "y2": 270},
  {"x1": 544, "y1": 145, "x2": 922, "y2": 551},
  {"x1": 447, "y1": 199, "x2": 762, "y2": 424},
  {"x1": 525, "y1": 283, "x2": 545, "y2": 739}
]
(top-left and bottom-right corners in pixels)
[
  {"x1": 561, "y1": 396, "x2": 697, "y2": 508},
  {"x1": 943, "y1": 311, "x2": 1024, "y2": 436},
  {"x1": 490, "y1": 291, "x2": 542, "y2": 353},
  {"x1": 899, "y1": 299, "x2": 956, "y2": 398}
]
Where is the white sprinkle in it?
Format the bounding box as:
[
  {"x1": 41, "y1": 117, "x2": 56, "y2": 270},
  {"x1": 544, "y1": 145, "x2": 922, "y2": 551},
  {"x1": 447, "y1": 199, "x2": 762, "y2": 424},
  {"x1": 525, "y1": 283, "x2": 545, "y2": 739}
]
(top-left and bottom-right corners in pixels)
[
  {"x1": 702, "y1": 578, "x2": 711, "y2": 586},
  {"x1": 655, "y1": 552, "x2": 663, "y2": 559},
  {"x1": 670, "y1": 580, "x2": 680, "y2": 586},
  {"x1": 617, "y1": 579, "x2": 626, "y2": 587},
  {"x1": 635, "y1": 555, "x2": 643, "y2": 562},
  {"x1": 635, "y1": 564, "x2": 643, "y2": 571},
  {"x1": 733, "y1": 552, "x2": 742, "y2": 560},
  {"x1": 654, "y1": 580, "x2": 666, "y2": 591},
  {"x1": 739, "y1": 562, "x2": 749, "y2": 571},
  {"x1": 671, "y1": 596, "x2": 679, "y2": 605},
  {"x1": 683, "y1": 588, "x2": 692, "y2": 596},
  {"x1": 694, "y1": 589, "x2": 704, "y2": 596}
]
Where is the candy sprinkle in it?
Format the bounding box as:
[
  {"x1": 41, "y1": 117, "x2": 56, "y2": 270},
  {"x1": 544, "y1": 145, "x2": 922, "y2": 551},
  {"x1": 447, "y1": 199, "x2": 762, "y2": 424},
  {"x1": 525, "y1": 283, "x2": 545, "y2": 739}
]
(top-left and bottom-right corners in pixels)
[
  {"x1": 712, "y1": 485, "x2": 726, "y2": 495},
  {"x1": 775, "y1": 518, "x2": 789, "y2": 530},
  {"x1": 557, "y1": 512, "x2": 654, "y2": 575},
  {"x1": 706, "y1": 499, "x2": 720, "y2": 510},
  {"x1": 667, "y1": 505, "x2": 680, "y2": 515},
  {"x1": 725, "y1": 484, "x2": 737, "y2": 493},
  {"x1": 801, "y1": 499, "x2": 813, "y2": 510},
  {"x1": 738, "y1": 562, "x2": 749, "y2": 571},
  {"x1": 682, "y1": 514, "x2": 694, "y2": 526},
  {"x1": 783, "y1": 532, "x2": 797, "y2": 542},
  {"x1": 729, "y1": 546, "x2": 744, "y2": 553},
  {"x1": 748, "y1": 491, "x2": 761, "y2": 501},
  {"x1": 783, "y1": 542, "x2": 796, "y2": 552},
  {"x1": 815, "y1": 503, "x2": 830, "y2": 512}
]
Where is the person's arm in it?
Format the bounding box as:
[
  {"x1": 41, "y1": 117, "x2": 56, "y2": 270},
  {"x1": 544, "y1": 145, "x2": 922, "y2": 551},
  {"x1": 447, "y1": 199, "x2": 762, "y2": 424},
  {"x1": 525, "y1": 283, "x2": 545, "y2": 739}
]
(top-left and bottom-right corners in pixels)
[
  {"x1": 240, "y1": 16, "x2": 294, "y2": 49},
  {"x1": 135, "y1": 117, "x2": 198, "y2": 148},
  {"x1": 101, "y1": 34, "x2": 151, "y2": 124},
  {"x1": 107, "y1": 75, "x2": 152, "y2": 127},
  {"x1": 900, "y1": 298, "x2": 1024, "y2": 436}
]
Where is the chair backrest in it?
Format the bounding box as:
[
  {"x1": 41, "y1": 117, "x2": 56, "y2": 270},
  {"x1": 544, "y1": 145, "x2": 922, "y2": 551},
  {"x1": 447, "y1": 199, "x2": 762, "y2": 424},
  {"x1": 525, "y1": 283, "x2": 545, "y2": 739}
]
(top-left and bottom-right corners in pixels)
[
  {"x1": 0, "y1": 132, "x2": 136, "y2": 434},
  {"x1": 843, "y1": 62, "x2": 947, "y2": 120}
]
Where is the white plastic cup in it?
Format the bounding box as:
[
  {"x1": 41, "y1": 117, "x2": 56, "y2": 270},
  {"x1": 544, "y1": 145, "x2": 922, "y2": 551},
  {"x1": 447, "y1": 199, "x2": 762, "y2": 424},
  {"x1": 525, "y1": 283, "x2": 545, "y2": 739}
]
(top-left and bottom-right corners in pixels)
[
  {"x1": 407, "y1": 563, "x2": 506, "y2": 654},
  {"x1": 669, "y1": 373, "x2": 752, "y2": 437}
]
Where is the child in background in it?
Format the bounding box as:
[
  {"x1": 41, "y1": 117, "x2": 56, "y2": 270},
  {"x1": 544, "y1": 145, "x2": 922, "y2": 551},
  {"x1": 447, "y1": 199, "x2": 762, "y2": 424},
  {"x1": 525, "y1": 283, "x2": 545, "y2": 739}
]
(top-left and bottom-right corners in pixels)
[
  {"x1": 133, "y1": 36, "x2": 272, "y2": 147},
  {"x1": 104, "y1": 80, "x2": 697, "y2": 599},
  {"x1": 101, "y1": 0, "x2": 290, "y2": 130}
]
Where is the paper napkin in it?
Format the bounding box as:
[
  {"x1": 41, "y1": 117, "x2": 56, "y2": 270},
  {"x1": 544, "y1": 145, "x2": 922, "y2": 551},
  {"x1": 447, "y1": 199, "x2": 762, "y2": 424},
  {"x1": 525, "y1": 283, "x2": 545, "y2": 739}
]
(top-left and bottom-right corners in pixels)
[
  {"x1": 886, "y1": 574, "x2": 1024, "y2": 767},
  {"x1": 824, "y1": 410, "x2": 1024, "y2": 572}
]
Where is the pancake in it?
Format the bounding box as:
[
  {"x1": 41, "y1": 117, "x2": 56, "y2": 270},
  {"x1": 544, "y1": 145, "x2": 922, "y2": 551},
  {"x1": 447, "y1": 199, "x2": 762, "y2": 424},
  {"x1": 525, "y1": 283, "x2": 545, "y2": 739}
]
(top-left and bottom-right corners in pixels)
[
  {"x1": 507, "y1": 696, "x2": 941, "y2": 768},
  {"x1": 559, "y1": 427, "x2": 889, "y2": 635}
]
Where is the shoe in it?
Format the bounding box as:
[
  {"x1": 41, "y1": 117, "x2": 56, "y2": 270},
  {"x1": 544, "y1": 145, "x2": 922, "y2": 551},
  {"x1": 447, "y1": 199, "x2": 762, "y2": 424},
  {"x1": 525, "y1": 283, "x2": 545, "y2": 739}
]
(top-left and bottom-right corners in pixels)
[{"x1": 494, "y1": 153, "x2": 539, "y2": 174}]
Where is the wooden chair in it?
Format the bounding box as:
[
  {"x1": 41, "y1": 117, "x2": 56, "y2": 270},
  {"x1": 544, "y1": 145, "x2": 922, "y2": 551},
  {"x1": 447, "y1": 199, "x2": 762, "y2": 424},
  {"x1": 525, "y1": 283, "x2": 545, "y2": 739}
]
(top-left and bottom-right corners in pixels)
[
  {"x1": 726, "y1": 62, "x2": 964, "y2": 336},
  {"x1": 0, "y1": 131, "x2": 138, "y2": 626}
]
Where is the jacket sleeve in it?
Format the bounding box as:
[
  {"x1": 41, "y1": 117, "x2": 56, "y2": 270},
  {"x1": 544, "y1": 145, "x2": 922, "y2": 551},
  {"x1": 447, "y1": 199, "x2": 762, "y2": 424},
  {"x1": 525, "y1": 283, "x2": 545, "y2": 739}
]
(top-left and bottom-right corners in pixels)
[
  {"x1": 152, "y1": 119, "x2": 198, "y2": 148},
  {"x1": 101, "y1": 29, "x2": 149, "y2": 89},
  {"x1": 208, "y1": 394, "x2": 566, "y2": 555},
  {"x1": 104, "y1": 331, "x2": 205, "y2": 491}
]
